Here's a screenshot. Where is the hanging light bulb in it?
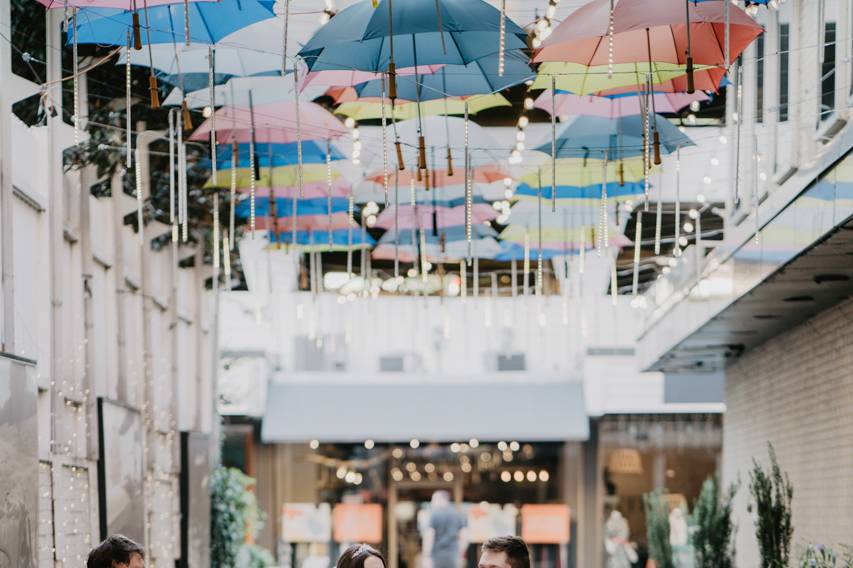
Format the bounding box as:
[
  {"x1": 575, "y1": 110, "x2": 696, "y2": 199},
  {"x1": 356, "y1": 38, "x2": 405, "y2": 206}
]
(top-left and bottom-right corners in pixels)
[
  {"x1": 518, "y1": 115, "x2": 529, "y2": 128},
  {"x1": 498, "y1": 0, "x2": 506, "y2": 77},
  {"x1": 524, "y1": 97, "x2": 535, "y2": 110}
]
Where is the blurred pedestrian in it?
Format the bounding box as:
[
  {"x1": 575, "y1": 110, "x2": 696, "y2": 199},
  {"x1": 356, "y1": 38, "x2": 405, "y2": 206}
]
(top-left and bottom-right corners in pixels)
[
  {"x1": 337, "y1": 543, "x2": 386, "y2": 568},
  {"x1": 86, "y1": 535, "x2": 145, "y2": 568},
  {"x1": 422, "y1": 490, "x2": 468, "y2": 568},
  {"x1": 477, "y1": 536, "x2": 530, "y2": 568}
]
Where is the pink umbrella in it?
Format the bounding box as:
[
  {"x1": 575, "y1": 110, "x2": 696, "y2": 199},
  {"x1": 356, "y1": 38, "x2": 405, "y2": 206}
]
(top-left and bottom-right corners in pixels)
[
  {"x1": 190, "y1": 101, "x2": 346, "y2": 144},
  {"x1": 374, "y1": 204, "x2": 497, "y2": 230},
  {"x1": 253, "y1": 213, "x2": 352, "y2": 232},
  {"x1": 237, "y1": 180, "x2": 351, "y2": 199},
  {"x1": 534, "y1": 91, "x2": 708, "y2": 119},
  {"x1": 534, "y1": 0, "x2": 762, "y2": 91},
  {"x1": 304, "y1": 65, "x2": 445, "y2": 90}
]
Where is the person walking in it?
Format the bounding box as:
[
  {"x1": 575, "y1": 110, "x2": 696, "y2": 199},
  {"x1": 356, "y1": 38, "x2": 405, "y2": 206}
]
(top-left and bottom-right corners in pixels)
[
  {"x1": 422, "y1": 490, "x2": 468, "y2": 568},
  {"x1": 477, "y1": 536, "x2": 531, "y2": 568},
  {"x1": 86, "y1": 535, "x2": 145, "y2": 568}
]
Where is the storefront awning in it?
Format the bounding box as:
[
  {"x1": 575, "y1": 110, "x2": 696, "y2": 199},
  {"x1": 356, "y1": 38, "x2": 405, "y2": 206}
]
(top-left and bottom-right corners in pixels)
[{"x1": 261, "y1": 382, "x2": 588, "y2": 443}]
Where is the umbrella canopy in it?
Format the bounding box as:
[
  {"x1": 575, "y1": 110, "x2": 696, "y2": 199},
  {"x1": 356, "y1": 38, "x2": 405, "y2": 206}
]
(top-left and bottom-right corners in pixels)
[
  {"x1": 531, "y1": 62, "x2": 725, "y2": 95},
  {"x1": 335, "y1": 94, "x2": 511, "y2": 121},
  {"x1": 237, "y1": 181, "x2": 351, "y2": 199},
  {"x1": 304, "y1": 65, "x2": 445, "y2": 89},
  {"x1": 367, "y1": 165, "x2": 507, "y2": 188},
  {"x1": 517, "y1": 157, "x2": 648, "y2": 187},
  {"x1": 535, "y1": 91, "x2": 708, "y2": 119},
  {"x1": 69, "y1": 0, "x2": 276, "y2": 45},
  {"x1": 190, "y1": 101, "x2": 346, "y2": 144},
  {"x1": 384, "y1": 116, "x2": 502, "y2": 166},
  {"x1": 499, "y1": 225, "x2": 632, "y2": 249},
  {"x1": 165, "y1": 75, "x2": 327, "y2": 108},
  {"x1": 266, "y1": 229, "x2": 375, "y2": 250},
  {"x1": 236, "y1": 196, "x2": 352, "y2": 218},
  {"x1": 40, "y1": 0, "x2": 211, "y2": 7},
  {"x1": 298, "y1": 0, "x2": 527, "y2": 72},
  {"x1": 372, "y1": 238, "x2": 503, "y2": 262},
  {"x1": 514, "y1": 180, "x2": 645, "y2": 203},
  {"x1": 207, "y1": 163, "x2": 344, "y2": 188},
  {"x1": 211, "y1": 141, "x2": 346, "y2": 169},
  {"x1": 534, "y1": 114, "x2": 693, "y2": 160},
  {"x1": 495, "y1": 243, "x2": 579, "y2": 261},
  {"x1": 253, "y1": 213, "x2": 354, "y2": 232},
  {"x1": 120, "y1": 42, "x2": 280, "y2": 77},
  {"x1": 373, "y1": 203, "x2": 497, "y2": 230},
  {"x1": 352, "y1": 51, "x2": 533, "y2": 100},
  {"x1": 534, "y1": 0, "x2": 763, "y2": 68},
  {"x1": 379, "y1": 223, "x2": 497, "y2": 245}
]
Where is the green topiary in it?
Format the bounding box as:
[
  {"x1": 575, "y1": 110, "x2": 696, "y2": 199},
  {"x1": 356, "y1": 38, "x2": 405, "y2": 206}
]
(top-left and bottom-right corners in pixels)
[
  {"x1": 691, "y1": 476, "x2": 738, "y2": 568},
  {"x1": 210, "y1": 467, "x2": 273, "y2": 568}
]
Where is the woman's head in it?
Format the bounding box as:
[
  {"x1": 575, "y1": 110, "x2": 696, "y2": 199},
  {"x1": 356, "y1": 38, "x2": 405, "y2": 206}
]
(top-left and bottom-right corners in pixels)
[{"x1": 336, "y1": 544, "x2": 386, "y2": 568}]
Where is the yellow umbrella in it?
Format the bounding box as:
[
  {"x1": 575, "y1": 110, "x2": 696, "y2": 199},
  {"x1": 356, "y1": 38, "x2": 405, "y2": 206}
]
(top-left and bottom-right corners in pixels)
[
  {"x1": 205, "y1": 163, "x2": 341, "y2": 189},
  {"x1": 518, "y1": 157, "x2": 651, "y2": 187},
  {"x1": 335, "y1": 94, "x2": 511, "y2": 121},
  {"x1": 499, "y1": 225, "x2": 630, "y2": 247},
  {"x1": 531, "y1": 61, "x2": 721, "y2": 95}
]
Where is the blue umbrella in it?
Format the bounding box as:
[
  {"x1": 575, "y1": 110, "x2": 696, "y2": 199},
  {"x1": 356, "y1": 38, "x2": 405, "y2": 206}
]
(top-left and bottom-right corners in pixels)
[
  {"x1": 534, "y1": 115, "x2": 694, "y2": 160},
  {"x1": 353, "y1": 51, "x2": 533, "y2": 100},
  {"x1": 298, "y1": 0, "x2": 527, "y2": 73},
  {"x1": 69, "y1": 0, "x2": 276, "y2": 46},
  {"x1": 158, "y1": 71, "x2": 234, "y2": 92},
  {"x1": 210, "y1": 142, "x2": 346, "y2": 169},
  {"x1": 494, "y1": 243, "x2": 574, "y2": 262},
  {"x1": 236, "y1": 197, "x2": 352, "y2": 218},
  {"x1": 515, "y1": 181, "x2": 645, "y2": 201},
  {"x1": 267, "y1": 229, "x2": 376, "y2": 248}
]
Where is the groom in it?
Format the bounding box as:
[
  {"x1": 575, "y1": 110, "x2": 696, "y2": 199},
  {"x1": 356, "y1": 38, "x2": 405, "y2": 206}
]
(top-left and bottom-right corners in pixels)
[{"x1": 87, "y1": 535, "x2": 145, "y2": 568}]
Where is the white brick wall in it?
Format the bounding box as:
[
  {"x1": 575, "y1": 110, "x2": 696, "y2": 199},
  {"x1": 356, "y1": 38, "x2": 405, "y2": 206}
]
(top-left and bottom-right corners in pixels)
[{"x1": 723, "y1": 297, "x2": 853, "y2": 566}]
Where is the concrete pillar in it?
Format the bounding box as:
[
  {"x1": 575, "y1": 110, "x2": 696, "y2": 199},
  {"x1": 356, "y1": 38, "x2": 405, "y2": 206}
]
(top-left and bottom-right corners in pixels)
[{"x1": 0, "y1": 0, "x2": 14, "y2": 354}]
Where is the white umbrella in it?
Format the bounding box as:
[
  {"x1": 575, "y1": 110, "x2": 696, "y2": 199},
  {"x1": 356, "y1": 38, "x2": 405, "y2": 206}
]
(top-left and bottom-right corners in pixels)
[
  {"x1": 163, "y1": 75, "x2": 327, "y2": 108},
  {"x1": 120, "y1": 42, "x2": 282, "y2": 77}
]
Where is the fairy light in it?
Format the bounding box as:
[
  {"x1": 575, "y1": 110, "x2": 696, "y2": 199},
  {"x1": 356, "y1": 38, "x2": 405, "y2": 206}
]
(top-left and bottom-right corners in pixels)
[
  {"x1": 294, "y1": 61, "x2": 305, "y2": 196},
  {"x1": 550, "y1": 76, "x2": 557, "y2": 212},
  {"x1": 249, "y1": 140, "x2": 256, "y2": 234},
  {"x1": 674, "y1": 147, "x2": 681, "y2": 256},
  {"x1": 326, "y1": 141, "x2": 334, "y2": 251},
  {"x1": 72, "y1": 8, "x2": 80, "y2": 146},
  {"x1": 632, "y1": 210, "x2": 642, "y2": 296},
  {"x1": 347, "y1": 192, "x2": 355, "y2": 278},
  {"x1": 209, "y1": 46, "x2": 217, "y2": 185},
  {"x1": 599, "y1": 152, "x2": 609, "y2": 255},
  {"x1": 169, "y1": 110, "x2": 177, "y2": 243},
  {"x1": 464, "y1": 103, "x2": 472, "y2": 259},
  {"x1": 126, "y1": 31, "x2": 132, "y2": 169},
  {"x1": 608, "y1": 0, "x2": 615, "y2": 78},
  {"x1": 181, "y1": 140, "x2": 188, "y2": 242},
  {"x1": 230, "y1": 141, "x2": 237, "y2": 249},
  {"x1": 184, "y1": 0, "x2": 190, "y2": 45},
  {"x1": 381, "y1": 80, "x2": 390, "y2": 206},
  {"x1": 498, "y1": 0, "x2": 506, "y2": 77},
  {"x1": 135, "y1": 147, "x2": 144, "y2": 247},
  {"x1": 213, "y1": 193, "x2": 220, "y2": 271}
]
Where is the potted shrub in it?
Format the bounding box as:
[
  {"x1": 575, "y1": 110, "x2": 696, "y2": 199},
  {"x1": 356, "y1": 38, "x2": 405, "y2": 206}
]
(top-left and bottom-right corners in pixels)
[
  {"x1": 644, "y1": 490, "x2": 674, "y2": 568},
  {"x1": 691, "y1": 476, "x2": 738, "y2": 568}
]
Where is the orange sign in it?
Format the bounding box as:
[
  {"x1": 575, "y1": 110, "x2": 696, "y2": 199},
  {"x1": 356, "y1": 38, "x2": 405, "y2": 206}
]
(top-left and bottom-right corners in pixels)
[
  {"x1": 520, "y1": 504, "x2": 571, "y2": 544},
  {"x1": 333, "y1": 503, "x2": 383, "y2": 543}
]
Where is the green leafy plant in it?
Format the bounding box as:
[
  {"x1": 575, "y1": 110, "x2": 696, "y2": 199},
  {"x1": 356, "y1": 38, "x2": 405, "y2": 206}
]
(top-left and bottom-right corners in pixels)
[
  {"x1": 799, "y1": 545, "x2": 838, "y2": 568},
  {"x1": 643, "y1": 490, "x2": 675, "y2": 568},
  {"x1": 749, "y1": 444, "x2": 794, "y2": 568},
  {"x1": 691, "y1": 476, "x2": 738, "y2": 568},
  {"x1": 210, "y1": 467, "x2": 273, "y2": 568}
]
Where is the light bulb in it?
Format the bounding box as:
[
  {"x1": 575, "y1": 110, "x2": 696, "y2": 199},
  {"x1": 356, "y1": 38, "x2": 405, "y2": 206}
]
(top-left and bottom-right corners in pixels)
[
  {"x1": 503, "y1": 177, "x2": 513, "y2": 187},
  {"x1": 688, "y1": 208, "x2": 699, "y2": 219},
  {"x1": 518, "y1": 115, "x2": 529, "y2": 128},
  {"x1": 344, "y1": 117, "x2": 356, "y2": 129},
  {"x1": 515, "y1": 141, "x2": 525, "y2": 151},
  {"x1": 689, "y1": 101, "x2": 701, "y2": 112},
  {"x1": 683, "y1": 222, "x2": 694, "y2": 233},
  {"x1": 352, "y1": 127, "x2": 360, "y2": 140},
  {"x1": 524, "y1": 97, "x2": 534, "y2": 110},
  {"x1": 532, "y1": 37, "x2": 542, "y2": 48},
  {"x1": 516, "y1": 130, "x2": 526, "y2": 141}
]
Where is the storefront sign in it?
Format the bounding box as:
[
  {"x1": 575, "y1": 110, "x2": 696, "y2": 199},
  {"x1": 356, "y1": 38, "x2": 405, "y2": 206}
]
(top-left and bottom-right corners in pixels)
[
  {"x1": 333, "y1": 503, "x2": 383, "y2": 543},
  {"x1": 520, "y1": 504, "x2": 570, "y2": 544},
  {"x1": 281, "y1": 503, "x2": 332, "y2": 543}
]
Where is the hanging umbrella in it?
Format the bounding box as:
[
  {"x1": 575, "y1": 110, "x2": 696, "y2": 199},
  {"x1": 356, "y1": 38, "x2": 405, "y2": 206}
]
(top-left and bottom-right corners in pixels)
[
  {"x1": 304, "y1": 65, "x2": 445, "y2": 89},
  {"x1": 534, "y1": 0, "x2": 762, "y2": 92},
  {"x1": 355, "y1": 184, "x2": 495, "y2": 208},
  {"x1": 120, "y1": 41, "x2": 282, "y2": 77},
  {"x1": 164, "y1": 75, "x2": 327, "y2": 108},
  {"x1": 534, "y1": 114, "x2": 693, "y2": 159},
  {"x1": 513, "y1": 156, "x2": 648, "y2": 203},
  {"x1": 207, "y1": 162, "x2": 344, "y2": 188},
  {"x1": 236, "y1": 196, "x2": 351, "y2": 218},
  {"x1": 368, "y1": 165, "x2": 507, "y2": 188},
  {"x1": 379, "y1": 223, "x2": 497, "y2": 245},
  {"x1": 530, "y1": 62, "x2": 726, "y2": 95},
  {"x1": 212, "y1": 141, "x2": 346, "y2": 169},
  {"x1": 335, "y1": 94, "x2": 511, "y2": 121},
  {"x1": 190, "y1": 101, "x2": 346, "y2": 144},
  {"x1": 372, "y1": 238, "x2": 503, "y2": 262},
  {"x1": 499, "y1": 225, "x2": 631, "y2": 249},
  {"x1": 373, "y1": 203, "x2": 497, "y2": 230},
  {"x1": 236, "y1": 181, "x2": 351, "y2": 199},
  {"x1": 535, "y1": 90, "x2": 708, "y2": 119},
  {"x1": 383, "y1": 116, "x2": 503, "y2": 167},
  {"x1": 298, "y1": 0, "x2": 528, "y2": 73},
  {"x1": 40, "y1": 0, "x2": 212, "y2": 5},
  {"x1": 265, "y1": 229, "x2": 375, "y2": 250},
  {"x1": 69, "y1": 0, "x2": 276, "y2": 45},
  {"x1": 495, "y1": 243, "x2": 577, "y2": 261},
  {"x1": 352, "y1": 51, "x2": 533, "y2": 100},
  {"x1": 252, "y1": 212, "x2": 353, "y2": 232}
]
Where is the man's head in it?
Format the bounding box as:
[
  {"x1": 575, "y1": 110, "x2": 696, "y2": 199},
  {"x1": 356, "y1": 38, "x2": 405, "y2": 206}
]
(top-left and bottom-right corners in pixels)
[
  {"x1": 431, "y1": 490, "x2": 451, "y2": 508},
  {"x1": 478, "y1": 536, "x2": 530, "y2": 568},
  {"x1": 87, "y1": 535, "x2": 145, "y2": 568}
]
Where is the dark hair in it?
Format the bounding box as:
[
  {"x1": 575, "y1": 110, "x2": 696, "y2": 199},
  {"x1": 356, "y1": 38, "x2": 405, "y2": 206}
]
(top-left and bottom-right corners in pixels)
[
  {"x1": 87, "y1": 535, "x2": 144, "y2": 568},
  {"x1": 336, "y1": 544, "x2": 386, "y2": 568},
  {"x1": 482, "y1": 536, "x2": 530, "y2": 568}
]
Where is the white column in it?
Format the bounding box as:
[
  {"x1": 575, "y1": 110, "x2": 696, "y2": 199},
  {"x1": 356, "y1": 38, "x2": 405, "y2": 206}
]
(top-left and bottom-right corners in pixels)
[{"x1": 0, "y1": 0, "x2": 14, "y2": 353}]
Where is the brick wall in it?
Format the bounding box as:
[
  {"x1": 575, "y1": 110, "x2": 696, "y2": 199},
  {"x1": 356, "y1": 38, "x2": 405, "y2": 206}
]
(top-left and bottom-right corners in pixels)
[{"x1": 723, "y1": 297, "x2": 853, "y2": 566}]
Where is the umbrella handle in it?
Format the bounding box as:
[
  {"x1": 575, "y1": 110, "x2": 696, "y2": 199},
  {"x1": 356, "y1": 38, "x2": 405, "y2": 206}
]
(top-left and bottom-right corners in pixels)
[
  {"x1": 686, "y1": 56, "x2": 695, "y2": 94},
  {"x1": 653, "y1": 130, "x2": 662, "y2": 165},
  {"x1": 388, "y1": 62, "x2": 397, "y2": 101},
  {"x1": 618, "y1": 160, "x2": 625, "y2": 187},
  {"x1": 182, "y1": 99, "x2": 192, "y2": 130},
  {"x1": 395, "y1": 141, "x2": 405, "y2": 170},
  {"x1": 446, "y1": 148, "x2": 454, "y2": 177},
  {"x1": 149, "y1": 74, "x2": 160, "y2": 108},
  {"x1": 418, "y1": 135, "x2": 427, "y2": 170},
  {"x1": 132, "y1": 12, "x2": 143, "y2": 50}
]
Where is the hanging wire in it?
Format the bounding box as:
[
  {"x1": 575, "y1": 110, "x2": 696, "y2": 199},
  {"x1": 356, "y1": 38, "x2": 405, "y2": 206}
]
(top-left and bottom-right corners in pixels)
[
  {"x1": 607, "y1": 0, "x2": 615, "y2": 78},
  {"x1": 550, "y1": 75, "x2": 557, "y2": 212},
  {"x1": 281, "y1": 0, "x2": 289, "y2": 76},
  {"x1": 143, "y1": 0, "x2": 160, "y2": 108},
  {"x1": 230, "y1": 141, "x2": 237, "y2": 249},
  {"x1": 536, "y1": 169, "x2": 543, "y2": 296},
  {"x1": 248, "y1": 138, "x2": 256, "y2": 235},
  {"x1": 213, "y1": 192, "x2": 220, "y2": 272},
  {"x1": 208, "y1": 46, "x2": 216, "y2": 184},
  {"x1": 294, "y1": 58, "x2": 305, "y2": 197},
  {"x1": 394, "y1": 168, "x2": 400, "y2": 279},
  {"x1": 326, "y1": 139, "x2": 333, "y2": 251},
  {"x1": 498, "y1": 0, "x2": 506, "y2": 77},
  {"x1": 72, "y1": 7, "x2": 80, "y2": 146},
  {"x1": 347, "y1": 190, "x2": 355, "y2": 278},
  {"x1": 134, "y1": 146, "x2": 144, "y2": 247},
  {"x1": 599, "y1": 150, "x2": 609, "y2": 255},
  {"x1": 464, "y1": 102, "x2": 472, "y2": 262},
  {"x1": 223, "y1": 230, "x2": 232, "y2": 290},
  {"x1": 184, "y1": 0, "x2": 191, "y2": 46},
  {"x1": 169, "y1": 109, "x2": 177, "y2": 243},
  {"x1": 654, "y1": 166, "x2": 663, "y2": 254},
  {"x1": 125, "y1": 31, "x2": 132, "y2": 169},
  {"x1": 523, "y1": 232, "x2": 530, "y2": 297},
  {"x1": 381, "y1": 76, "x2": 390, "y2": 207},
  {"x1": 674, "y1": 146, "x2": 681, "y2": 256},
  {"x1": 610, "y1": 246, "x2": 618, "y2": 306}
]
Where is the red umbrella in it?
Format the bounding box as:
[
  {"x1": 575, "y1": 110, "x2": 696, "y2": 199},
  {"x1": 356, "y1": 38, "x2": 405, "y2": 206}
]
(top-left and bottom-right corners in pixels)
[{"x1": 534, "y1": 0, "x2": 762, "y2": 91}]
